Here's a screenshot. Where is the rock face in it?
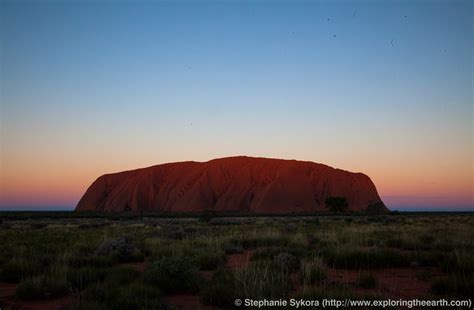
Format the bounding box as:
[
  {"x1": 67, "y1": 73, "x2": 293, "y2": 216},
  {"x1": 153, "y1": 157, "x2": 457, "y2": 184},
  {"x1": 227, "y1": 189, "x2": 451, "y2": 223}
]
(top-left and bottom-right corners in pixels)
[{"x1": 75, "y1": 156, "x2": 387, "y2": 213}]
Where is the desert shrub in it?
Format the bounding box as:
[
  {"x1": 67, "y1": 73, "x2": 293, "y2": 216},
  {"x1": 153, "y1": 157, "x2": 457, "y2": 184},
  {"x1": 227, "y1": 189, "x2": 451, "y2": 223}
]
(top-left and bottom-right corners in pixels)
[
  {"x1": 95, "y1": 236, "x2": 138, "y2": 262},
  {"x1": 16, "y1": 276, "x2": 69, "y2": 300},
  {"x1": 300, "y1": 258, "x2": 327, "y2": 284},
  {"x1": 196, "y1": 250, "x2": 226, "y2": 270},
  {"x1": 273, "y1": 252, "x2": 299, "y2": 271},
  {"x1": 357, "y1": 273, "x2": 378, "y2": 289},
  {"x1": 200, "y1": 269, "x2": 236, "y2": 307},
  {"x1": 322, "y1": 248, "x2": 409, "y2": 269},
  {"x1": 144, "y1": 254, "x2": 200, "y2": 293},
  {"x1": 67, "y1": 267, "x2": 107, "y2": 290}
]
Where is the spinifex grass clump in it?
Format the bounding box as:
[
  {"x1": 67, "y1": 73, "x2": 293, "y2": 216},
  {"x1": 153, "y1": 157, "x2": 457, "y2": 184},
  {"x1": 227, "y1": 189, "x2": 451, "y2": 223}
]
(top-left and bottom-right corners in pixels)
[
  {"x1": 202, "y1": 261, "x2": 292, "y2": 306},
  {"x1": 300, "y1": 257, "x2": 327, "y2": 285},
  {"x1": 234, "y1": 261, "x2": 292, "y2": 299}
]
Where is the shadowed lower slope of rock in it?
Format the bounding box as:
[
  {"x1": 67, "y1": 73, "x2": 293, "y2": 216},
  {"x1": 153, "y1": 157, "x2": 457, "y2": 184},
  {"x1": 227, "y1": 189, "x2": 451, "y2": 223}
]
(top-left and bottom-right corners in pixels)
[{"x1": 75, "y1": 156, "x2": 387, "y2": 213}]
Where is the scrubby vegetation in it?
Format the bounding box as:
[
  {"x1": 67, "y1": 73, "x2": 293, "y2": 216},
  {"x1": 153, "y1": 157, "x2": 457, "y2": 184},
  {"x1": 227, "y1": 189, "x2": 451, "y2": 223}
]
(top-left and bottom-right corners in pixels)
[{"x1": 0, "y1": 213, "x2": 472, "y2": 309}]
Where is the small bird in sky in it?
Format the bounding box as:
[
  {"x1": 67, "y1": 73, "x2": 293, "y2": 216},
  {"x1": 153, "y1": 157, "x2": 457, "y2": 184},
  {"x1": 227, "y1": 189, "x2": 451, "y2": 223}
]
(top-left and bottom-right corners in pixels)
[{"x1": 391, "y1": 39, "x2": 394, "y2": 47}]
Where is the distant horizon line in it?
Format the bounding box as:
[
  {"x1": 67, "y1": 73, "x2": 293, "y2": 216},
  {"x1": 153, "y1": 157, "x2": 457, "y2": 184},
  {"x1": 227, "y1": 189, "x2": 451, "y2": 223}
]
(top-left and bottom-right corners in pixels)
[{"x1": 0, "y1": 205, "x2": 472, "y2": 212}]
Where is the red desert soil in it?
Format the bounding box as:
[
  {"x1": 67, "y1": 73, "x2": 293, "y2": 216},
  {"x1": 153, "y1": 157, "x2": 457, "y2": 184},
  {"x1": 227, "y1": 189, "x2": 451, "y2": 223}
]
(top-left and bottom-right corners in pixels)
[
  {"x1": 225, "y1": 250, "x2": 254, "y2": 269},
  {"x1": 0, "y1": 282, "x2": 73, "y2": 310},
  {"x1": 75, "y1": 156, "x2": 386, "y2": 213}
]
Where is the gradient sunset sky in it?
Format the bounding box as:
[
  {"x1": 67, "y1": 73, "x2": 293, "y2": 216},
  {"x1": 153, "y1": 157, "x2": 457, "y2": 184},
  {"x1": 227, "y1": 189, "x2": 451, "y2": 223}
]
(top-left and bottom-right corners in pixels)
[{"x1": 1, "y1": 0, "x2": 473, "y2": 211}]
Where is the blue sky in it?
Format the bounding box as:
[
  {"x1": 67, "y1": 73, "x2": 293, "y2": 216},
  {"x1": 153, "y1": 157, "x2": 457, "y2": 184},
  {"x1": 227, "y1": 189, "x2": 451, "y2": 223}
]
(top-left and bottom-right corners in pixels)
[{"x1": 1, "y1": 0, "x2": 472, "y2": 211}]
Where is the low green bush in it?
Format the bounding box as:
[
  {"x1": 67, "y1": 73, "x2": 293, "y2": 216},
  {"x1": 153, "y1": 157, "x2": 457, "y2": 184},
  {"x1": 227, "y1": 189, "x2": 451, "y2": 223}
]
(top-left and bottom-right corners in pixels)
[
  {"x1": 95, "y1": 236, "x2": 138, "y2": 263},
  {"x1": 144, "y1": 254, "x2": 200, "y2": 293}
]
